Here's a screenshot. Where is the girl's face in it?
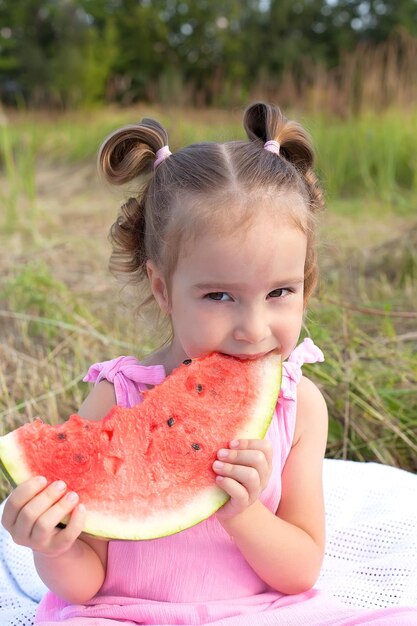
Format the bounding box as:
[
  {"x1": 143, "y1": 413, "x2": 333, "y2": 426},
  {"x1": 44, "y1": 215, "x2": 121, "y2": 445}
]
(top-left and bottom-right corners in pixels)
[{"x1": 148, "y1": 204, "x2": 307, "y2": 369}]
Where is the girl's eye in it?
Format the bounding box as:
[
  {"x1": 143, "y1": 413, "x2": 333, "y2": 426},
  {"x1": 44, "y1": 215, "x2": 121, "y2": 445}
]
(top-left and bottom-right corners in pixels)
[
  {"x1": 206, "y1": 292, "x2": 232, "y2": 302},
  {"x1": 268, "y1": 288, "x2": 291, "y2": 298}
]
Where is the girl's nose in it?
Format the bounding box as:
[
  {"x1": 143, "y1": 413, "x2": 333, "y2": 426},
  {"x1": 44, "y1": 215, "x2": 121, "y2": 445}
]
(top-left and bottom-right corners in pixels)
[{"x1": 233, "y1": 307, "x2": 272, "y2": 345}]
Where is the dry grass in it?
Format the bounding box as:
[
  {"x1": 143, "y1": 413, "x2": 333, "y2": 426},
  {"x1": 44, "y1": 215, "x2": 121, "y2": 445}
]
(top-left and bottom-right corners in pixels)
[{"x1": 251, "y1": 30, "x2": 417, "y2": 116}]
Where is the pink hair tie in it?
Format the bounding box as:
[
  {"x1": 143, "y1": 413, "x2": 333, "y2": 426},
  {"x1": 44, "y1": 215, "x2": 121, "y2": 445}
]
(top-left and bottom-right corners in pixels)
[
  {"x1": 264, "y1": 140, "x2": 281, "y2": 156},
  {"x1": 154, "y1": 145, "x2": 172, "y2": 169}
]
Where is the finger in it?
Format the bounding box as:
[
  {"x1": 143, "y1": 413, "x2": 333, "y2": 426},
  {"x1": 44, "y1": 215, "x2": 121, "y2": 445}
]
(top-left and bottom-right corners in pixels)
[
  {"x1": 228, "y1": 439, "x2": 273, "y2": 466},
  {"x1": 31, "y1": 490, "x2": 80, "y2": 541},
  {"x1": 218, "y1": 443, "x2": 273, "y2": 489},
  {"x1": 32, "y1": 499, "x2": 86, "y2": 555},
  {"x1": 213, "y1": 461, "x2": 261, "y2": 494},
  {"x1": 52, "y1": 503, "x2": 86, "y2": 553},
  {"x1": 1, "y1": 476, "x2": 48, "y2": 530},
  {"x1": 217, "y1": 448, "x2": 269, "y2": 471},
  {"x1": 215, "y1": 476, "x2": 250, "y2": 509},
  {"x1": 13, "y1": 480, "x2": 70, "y2": 541},
  {"x1": 217, "y1": 450, "x2": 269, "y2": 489}
]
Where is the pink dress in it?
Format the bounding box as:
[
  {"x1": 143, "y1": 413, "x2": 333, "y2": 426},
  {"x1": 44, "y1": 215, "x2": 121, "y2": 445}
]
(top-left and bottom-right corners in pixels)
[{"x1": 35, "y1": 339, "x2": 417, "y2": 625}]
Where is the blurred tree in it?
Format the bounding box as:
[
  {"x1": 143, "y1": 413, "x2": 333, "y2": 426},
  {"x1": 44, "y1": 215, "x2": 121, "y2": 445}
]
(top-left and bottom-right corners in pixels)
[
  {"x1": 1, "y1": 0, "x2": 417, "y2": 108},
  {"x1": 324, "y1": 1, "x2": 417, "y2": 43},
  {"x1": 0, "y1": 1, "x2": 50, "y2": 104},
  {"x1": 157, "y1": 0, "x2": 248, "y2": 105},
  {"x1": 79, "y1": 0, "x2": 170, "y2": 103},
  {"x1": 0, "y1": 0, "x2": 114, "y2": 107}
]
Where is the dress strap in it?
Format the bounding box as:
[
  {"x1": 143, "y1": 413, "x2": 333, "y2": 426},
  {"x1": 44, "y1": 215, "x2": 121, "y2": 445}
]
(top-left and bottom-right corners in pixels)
[
  {"x1": 288, "y1": 337, "x2": 324, "y2": 368},
  {"x1": 84, "y1": 356, "x2": 166, "y2": 408},
  {"x1": 280, "y1": 338, "x2": 324, "y2": 400}
]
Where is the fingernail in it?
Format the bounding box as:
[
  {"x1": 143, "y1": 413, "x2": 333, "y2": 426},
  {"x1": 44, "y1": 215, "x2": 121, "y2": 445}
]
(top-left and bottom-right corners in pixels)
[
  {"x1": 230, "y1": 439, "x2": 239, "y2": 448},
  {"x1": 213, "y1": 461, "x2": 224, "y2": 470},
  {"x1": 54, "y1": 481, "x2": 66, "y2": 491},
  {"x1": 65, "y1": 491, "x2": 78, "y2": 503},
  {"x1": 37, "y1": 476, "x2": 47, "y2": 486},
  {"x1": 218, "y1": 449, "x2": 228, "y2": 459}
]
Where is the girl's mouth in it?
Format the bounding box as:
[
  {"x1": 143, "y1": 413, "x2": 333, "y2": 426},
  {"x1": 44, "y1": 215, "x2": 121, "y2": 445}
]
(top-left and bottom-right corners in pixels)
[{"x1": 231, "y1": 352, "x2": 269, "y2": 361}]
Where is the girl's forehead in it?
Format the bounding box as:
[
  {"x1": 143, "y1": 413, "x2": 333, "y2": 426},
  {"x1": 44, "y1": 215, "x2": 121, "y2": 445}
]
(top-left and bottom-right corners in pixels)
[
  {"x1": 179, "y1": 190, "x2": 308, "y2": 244},
  {"x1": 184, "y1": 192, "x2": 306, "y2": 245},
  {"x1": 176, "y1": 215, "x2": 307, "y2": 284}
]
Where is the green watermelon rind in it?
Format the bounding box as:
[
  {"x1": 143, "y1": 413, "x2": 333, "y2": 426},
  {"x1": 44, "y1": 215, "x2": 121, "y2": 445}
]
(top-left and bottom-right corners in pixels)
[
  {"x1": 0, "y1": 432, "x2": 34, "y2": 486},
  {"x1": 0, "y1": 353, "x2": 282, "y2": 541},
  {"x1": 0, "y1": 454, "x2": 18, "y2": 489}
]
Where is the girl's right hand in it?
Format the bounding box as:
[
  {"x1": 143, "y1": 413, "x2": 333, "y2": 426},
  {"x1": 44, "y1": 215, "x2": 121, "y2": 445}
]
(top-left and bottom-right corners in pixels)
[{"x1": 1, "y1": 476, "x2": 86, "y2": 558}]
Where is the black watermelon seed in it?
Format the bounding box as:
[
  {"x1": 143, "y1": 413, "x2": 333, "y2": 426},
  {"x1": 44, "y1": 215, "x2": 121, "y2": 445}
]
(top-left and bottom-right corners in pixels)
[
  {"x1": 196, "y1": 384, "x2": 203, "y2": 393},
  {"x1": 73, "y1": 453, "x2": 86, "y2": 463},
  {"x1": 167, "y1": 417, "x2": 175, "y2": 427},
  {"x1": 191, "y1": 443, "x2": 201, "y2": 451},
  {"x1": 183, "y1": 359, "x2": 192, "y2": 365},
  {"x1": 57, "y1": 432, "x2": 67, "y2": 440}
]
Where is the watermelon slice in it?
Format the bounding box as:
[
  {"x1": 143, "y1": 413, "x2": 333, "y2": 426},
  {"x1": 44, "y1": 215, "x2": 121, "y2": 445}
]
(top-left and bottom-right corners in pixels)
[{"x1": 0, "y1": 351, "x2": 281, "y2": 540}]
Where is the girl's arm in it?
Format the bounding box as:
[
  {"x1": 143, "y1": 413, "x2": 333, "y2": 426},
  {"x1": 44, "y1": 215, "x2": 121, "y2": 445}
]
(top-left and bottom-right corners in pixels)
[
  {"x1": 216, "y1": 376, "x2": 328, "y2": 595},
  {"x1": 25, "y1": 381, "x2": 116, "y2": 604},
  {"x1": 33, "y1": 531, "x2": 109, "y2": 604}
]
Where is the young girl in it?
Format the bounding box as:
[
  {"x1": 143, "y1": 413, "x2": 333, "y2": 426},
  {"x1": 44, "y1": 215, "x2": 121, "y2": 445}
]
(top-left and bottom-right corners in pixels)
[{"x1": 2, "y1": 103, "x2": 416, "y2": 625}]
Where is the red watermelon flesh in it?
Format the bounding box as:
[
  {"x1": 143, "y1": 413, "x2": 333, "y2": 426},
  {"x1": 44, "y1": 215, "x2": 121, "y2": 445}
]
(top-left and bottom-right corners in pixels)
[{"x1": 0, "y1": 351, "x2": 282, "y2": 540}]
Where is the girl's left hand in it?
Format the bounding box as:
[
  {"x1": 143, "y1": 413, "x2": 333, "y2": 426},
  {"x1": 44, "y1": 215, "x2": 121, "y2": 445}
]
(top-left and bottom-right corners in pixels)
[{"x1": 213, "y1": 439, "x2": 273, "y2": 522}]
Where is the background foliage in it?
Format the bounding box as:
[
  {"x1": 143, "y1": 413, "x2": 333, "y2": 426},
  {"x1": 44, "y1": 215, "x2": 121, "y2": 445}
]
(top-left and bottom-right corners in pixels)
[{"x1": 1, "y1": 0, "x2": 417, "y2": 111}]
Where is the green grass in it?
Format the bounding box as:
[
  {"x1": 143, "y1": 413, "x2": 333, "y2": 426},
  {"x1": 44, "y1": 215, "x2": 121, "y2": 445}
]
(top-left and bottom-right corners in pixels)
[
  {"x1": 2, "y1": 105, "x2": 417, "y2": 205},
  {"x1": 0, "y1": 123, "x2": 37, "y2": 234},
  {"x1": 309, "y1": 108, "x2": 417, "y2": 203},
  {"x1": 0, "y1": 105, "x2": 416, "y2": 501}
]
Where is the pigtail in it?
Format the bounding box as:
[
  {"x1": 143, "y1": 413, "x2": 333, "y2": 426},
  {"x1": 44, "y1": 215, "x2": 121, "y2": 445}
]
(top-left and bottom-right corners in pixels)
[
  {"x1": 98, "y1": 118, "x2": 169, "y2": 281},
  {"x1": 244, "y1": 102, "x2": 325, "y2": 303},
  {"x1": 98, "y1": 119, "x2": 168, "y2": 184},
  {"x1": 244, "y1": 102, "x2": 324, "y2": 213},
  {"x1": 108, "y1": 197, "x2": 147, "y2": 280}
]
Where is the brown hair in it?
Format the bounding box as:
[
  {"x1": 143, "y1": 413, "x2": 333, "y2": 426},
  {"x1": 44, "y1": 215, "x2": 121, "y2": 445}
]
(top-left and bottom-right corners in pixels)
[{"x1": 98, "y1": 103, "x2": 324, "y2": 317}]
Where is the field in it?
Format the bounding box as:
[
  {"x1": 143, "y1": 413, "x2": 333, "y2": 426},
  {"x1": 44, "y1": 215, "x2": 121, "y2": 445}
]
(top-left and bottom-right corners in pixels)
[{"x1": 0, "y1": 105, "x2": 416, "y2": 500}]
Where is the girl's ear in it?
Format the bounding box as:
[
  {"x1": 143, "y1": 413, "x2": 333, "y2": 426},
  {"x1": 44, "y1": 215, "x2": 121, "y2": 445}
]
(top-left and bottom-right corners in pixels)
[{"x1": 146, "y1": 260, "x2": 171, "y2": 314}]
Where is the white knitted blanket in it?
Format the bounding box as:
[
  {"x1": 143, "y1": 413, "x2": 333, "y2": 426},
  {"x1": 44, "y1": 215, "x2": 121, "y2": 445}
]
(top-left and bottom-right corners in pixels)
[{"x1": 1, "y1": 459, "x2": 416, "y2": 625}]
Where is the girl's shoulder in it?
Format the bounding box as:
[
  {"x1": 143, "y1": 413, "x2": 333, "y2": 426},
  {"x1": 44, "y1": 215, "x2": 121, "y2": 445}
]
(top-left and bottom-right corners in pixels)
[{"x1": 292, "y1": 373, "x2": 328, "y2": 448}]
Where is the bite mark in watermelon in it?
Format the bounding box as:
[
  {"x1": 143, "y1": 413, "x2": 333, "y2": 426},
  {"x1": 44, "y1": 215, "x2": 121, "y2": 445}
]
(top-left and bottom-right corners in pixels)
[{"x1": 0, "y1": 351, "x2": 282, "y2": 540}]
